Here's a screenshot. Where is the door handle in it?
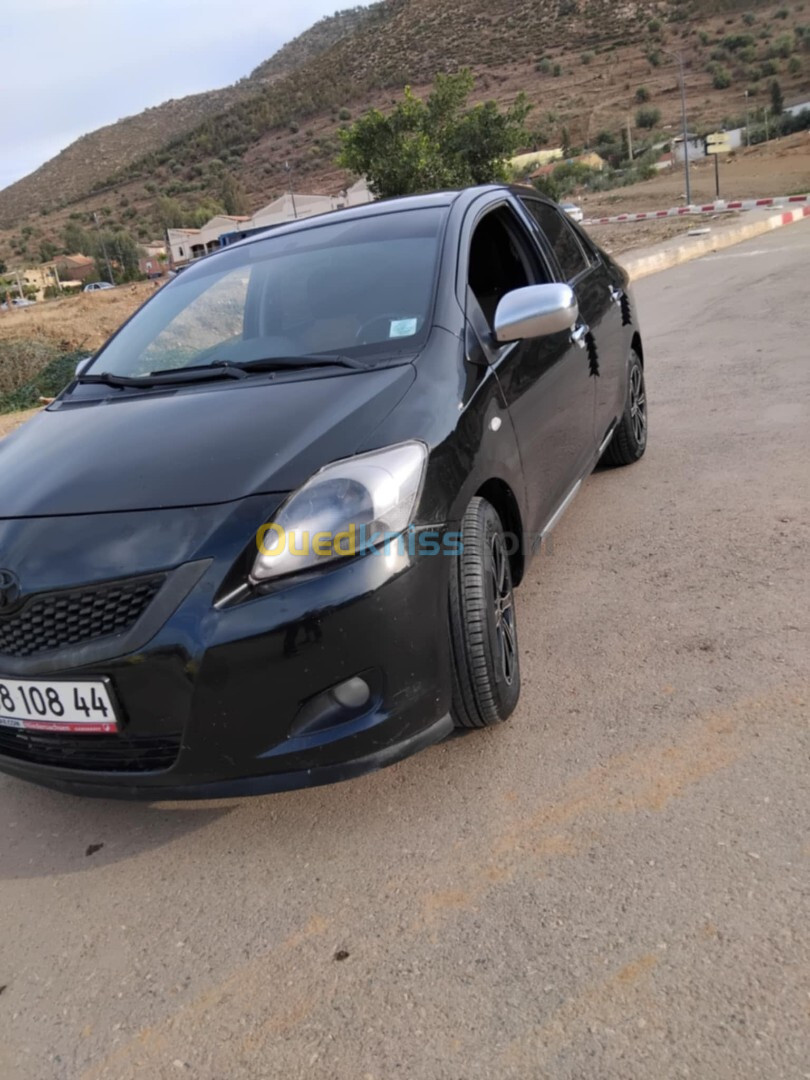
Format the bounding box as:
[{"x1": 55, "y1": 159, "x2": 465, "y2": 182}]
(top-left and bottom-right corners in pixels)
[
  {"x1": 571, "y1": 323, "x2": 589, "y2": 349},
  {"x1": 610, "y1": 286, "x2": 624, "y2": 304}
]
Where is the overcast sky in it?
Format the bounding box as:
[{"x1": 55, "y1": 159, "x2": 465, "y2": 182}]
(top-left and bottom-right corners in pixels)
[{"x1": 0, "y1": 0, "x2": 370, "y2": 192}]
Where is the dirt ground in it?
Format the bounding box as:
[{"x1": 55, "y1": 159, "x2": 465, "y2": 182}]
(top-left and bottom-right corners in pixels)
[
  {"x1": 0, "y1": 135, "x2": 807, "y2": 349},
  {"x1": 0, "y1": 280, "x2": 159, "y2": 352},
  {"x1": 581, "y1": 131, "x2": 810, "y2": 220}
]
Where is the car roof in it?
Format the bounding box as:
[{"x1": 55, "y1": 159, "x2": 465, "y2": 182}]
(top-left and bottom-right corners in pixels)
[{"x1": 224, "y1": 185, "x2": 559, "y2": 255}]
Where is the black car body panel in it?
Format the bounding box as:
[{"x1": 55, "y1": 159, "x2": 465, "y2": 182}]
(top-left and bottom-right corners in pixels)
[{"x1": 0, "y1": 185, "x2": 642, "y2": 797}]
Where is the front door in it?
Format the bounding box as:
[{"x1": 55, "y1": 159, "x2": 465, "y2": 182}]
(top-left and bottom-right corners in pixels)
[{"x1": 465, "y1": 202, "x2": 596, "y2": 539}]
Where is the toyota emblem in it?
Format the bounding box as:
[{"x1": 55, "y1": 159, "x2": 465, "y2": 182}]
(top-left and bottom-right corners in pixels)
[{"x1": 0, "y1": 570, "x2": 22, "y2": 612}]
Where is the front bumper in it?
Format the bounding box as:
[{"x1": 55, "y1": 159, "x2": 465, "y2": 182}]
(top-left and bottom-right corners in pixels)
[{"x1": 0, "y1": 540, "x2": 454, "y2": 799}]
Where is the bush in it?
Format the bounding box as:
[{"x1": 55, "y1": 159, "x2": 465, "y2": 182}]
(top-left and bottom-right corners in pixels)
[
  {"x1": 636, "y1": 86, "x2": 651, "y2": 103},
  {"x1": 636, "y1": 105, "x2": 661, "y2": 129},
  {"x1": 0, "y1": 345, "x2": 91, "y2": 413},
  {"x1": 0, "y1": 341, "x2": 58, "y2": 399},
  {"x1": 713, "y1": 67, "x2": 733, "y2": 89},
  {"x1": 581, "y1": 51, "x2": 594, "y2": 64},
  {"x1": 338, "y1": 107, "x2": 352, "y2": 120}
]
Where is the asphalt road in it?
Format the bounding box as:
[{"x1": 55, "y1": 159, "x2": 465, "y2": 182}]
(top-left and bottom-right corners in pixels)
[{"x1": 2, "y1": 224, "x2": 809, "y2": 1080}]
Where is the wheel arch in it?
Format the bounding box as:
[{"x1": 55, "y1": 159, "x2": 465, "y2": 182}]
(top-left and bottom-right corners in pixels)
[
  {"x1": 632, "y1": 331, "x2": 644, "y2": 367},
  {"x1": 475, "y1": 478, "x2": 526, "y2": 586}
]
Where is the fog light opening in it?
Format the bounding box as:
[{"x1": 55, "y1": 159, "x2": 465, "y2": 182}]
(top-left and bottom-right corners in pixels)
[{"x1": 331, "y1": 677, "x2": 371, "y2": 710}]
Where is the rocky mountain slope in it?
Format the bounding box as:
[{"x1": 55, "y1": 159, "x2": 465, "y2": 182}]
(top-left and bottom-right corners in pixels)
[{"x1": 1, "y1": 0, "x2": 807, "y2": 253}]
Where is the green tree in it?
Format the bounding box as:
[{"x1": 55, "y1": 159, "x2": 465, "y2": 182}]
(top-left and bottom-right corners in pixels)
[
  {"x1": 338, "y1": 70, "x2": 531, "y2": 198},
  {"x1": 63, "y1": 221, "x2": 91, "y2": 254},
  {"x1": 39, "y1": 240, "x2": 59, "y2": 263},
  {"x1": 636, "y1": 106, "x2": 661, "y2": 129},
  {"x1": 219, "y1": 171, "x2": 250, "y2": 216},
  {"x1": 156, "y1": 196, "x2": 186, "y2": 229},
  {"x1": 770, "y1": 78, "x2": 785, "y2": 116}
]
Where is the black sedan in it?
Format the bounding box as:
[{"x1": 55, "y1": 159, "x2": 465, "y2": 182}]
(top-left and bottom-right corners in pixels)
[{"x1": 0, "y1": 186, "x2": 647, "y2": 797}]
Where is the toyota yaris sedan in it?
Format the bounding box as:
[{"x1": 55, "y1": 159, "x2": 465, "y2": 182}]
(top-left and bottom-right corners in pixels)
[{"x1": 0, "y1": 186, "x2": 647, "y2": 798}]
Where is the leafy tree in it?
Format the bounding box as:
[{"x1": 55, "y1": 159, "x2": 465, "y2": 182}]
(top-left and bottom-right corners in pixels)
[
  {"x1": 219, "y1": 171, "x2": 250, "y2": 216},
  {"x1": 156, "y1": 196, "x2": 186, "y2": 229},
  {"x1": 636, "y1": 106, "x2": 661, "y2": 129},
  {"x1": 39, "y1": 240, "x2": 59, "y2": 263},
  {"x1": 770, "y1": 78, "x2": 785, "y2": 116},
  {"x1": 338, "y1": 70, "x2": 530, "y2": 198},
  {"x1": 63, "y1": 221, "x2": 91, "y2": 254}
]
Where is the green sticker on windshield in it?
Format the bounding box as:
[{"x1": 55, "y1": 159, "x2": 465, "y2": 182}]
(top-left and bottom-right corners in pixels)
[{"x1": 389, "y1": 318, "x2": 418, "y2": 338}]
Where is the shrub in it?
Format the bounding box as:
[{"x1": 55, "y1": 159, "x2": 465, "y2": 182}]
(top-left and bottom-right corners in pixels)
[
  {"x1": 536, "y1": 57, "x2": 552, "y2": 74},
  {"x1": 648, "y1": 18, "x2": 661, "y2": 32},
  {"x1": 636, "y1": 105, "x2": 661, "y2": 128},
  {"x1": 743, "y1": 12, "x2": 756, "y2": 26},
  {"x1": 713, "y1": 67, "x2": 733, "y2": 89},
  {"x1": 636, "y1": 86, "x2": 651, "y2": 102},
  {"x1": 338, "y1": 107, "x2": 351, "y2": 120}
]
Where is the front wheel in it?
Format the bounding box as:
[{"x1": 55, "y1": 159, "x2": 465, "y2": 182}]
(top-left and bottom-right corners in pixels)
[
  {"x1": 449, "y1": 497, "x2": 521, "y2": 729},
  {"x1": 602, "y1": 348, "x2": 647, "y2": 467}
]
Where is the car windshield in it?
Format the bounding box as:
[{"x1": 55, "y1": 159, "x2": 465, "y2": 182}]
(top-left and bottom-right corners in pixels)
[{"x1": 89, "y1": 208, "x2": 445, "y2": 377}]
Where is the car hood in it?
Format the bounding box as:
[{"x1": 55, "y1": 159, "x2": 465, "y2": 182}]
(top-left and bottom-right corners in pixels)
[{"x1": 0, "y1": 366, "x2": 416, "y2": 518}]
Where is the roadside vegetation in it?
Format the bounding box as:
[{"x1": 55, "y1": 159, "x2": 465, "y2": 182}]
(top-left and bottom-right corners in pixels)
[{"x1": 0, "y1": 341, "x2": 86, "y2": 413}]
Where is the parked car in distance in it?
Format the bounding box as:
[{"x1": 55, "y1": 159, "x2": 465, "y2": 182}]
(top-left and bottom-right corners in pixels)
[
  {"x1": 0, "y1": 185, "x2": 647, "y2": 799},
  {"x1": 561, "y1": 202, "x2": 585, "y2": 223},
  {"x1": 0, "y1": 297, "x2": 35, "y2": 310},
  {"x1": 83, "y1": 281, "x2": 115, "y2": 292}
]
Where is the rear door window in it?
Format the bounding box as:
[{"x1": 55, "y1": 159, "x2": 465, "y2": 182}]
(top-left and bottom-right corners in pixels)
[{"x1": 520, "y1": 199, "x2": 591, "y2": 283}]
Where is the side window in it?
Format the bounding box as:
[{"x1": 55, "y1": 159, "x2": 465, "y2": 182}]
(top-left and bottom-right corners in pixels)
[
  {"x1": 468, "y1": 205, "x2": 548, "y2": 329},
  {"x1": 520, "y1": 199, "x2": 590, "y2": 283}
]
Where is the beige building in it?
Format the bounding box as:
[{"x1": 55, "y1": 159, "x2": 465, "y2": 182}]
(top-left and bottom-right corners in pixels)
[{"x1": 167, "y1": 180, "x2": 373, "y2": 267}]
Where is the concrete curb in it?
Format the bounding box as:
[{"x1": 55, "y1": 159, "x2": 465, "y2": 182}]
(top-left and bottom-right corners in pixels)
[{"x1": 619, "y1": 206, "x2": 810, "y2": 282}]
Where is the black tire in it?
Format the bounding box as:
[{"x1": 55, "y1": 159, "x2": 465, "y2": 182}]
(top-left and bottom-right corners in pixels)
[
  {"x1": 449, "y1": 497, "x2": 521, "y2": 729},
  {"x1": 602, "y1": 347, "x2": 648, "y2": 467}
]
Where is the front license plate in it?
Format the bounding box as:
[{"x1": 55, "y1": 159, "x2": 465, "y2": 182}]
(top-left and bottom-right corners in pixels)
[{"x1": 0, "y1": 677, "x2": 118, "y2": 734}]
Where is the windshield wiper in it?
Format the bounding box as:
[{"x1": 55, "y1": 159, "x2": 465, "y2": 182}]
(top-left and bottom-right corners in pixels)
[
  {"x1": 215, "y1": 354, "x2": 371, "y2": 372},
  {"x1": 77, "y1": 354, "x2": 370, "y2": 389},
  {"x1": 77, "y1": 364, "x2": 248, "y2": 388}
]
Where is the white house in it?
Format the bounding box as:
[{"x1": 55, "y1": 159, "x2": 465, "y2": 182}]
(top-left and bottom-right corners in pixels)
[{"x1": 168, "y1": 180, "x2": 374, "y2": 267}]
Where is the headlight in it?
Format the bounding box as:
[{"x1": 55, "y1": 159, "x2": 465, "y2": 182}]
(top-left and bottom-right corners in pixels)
[{"x1": 251, "y1": 441, "x2": 428, "y2": 582}]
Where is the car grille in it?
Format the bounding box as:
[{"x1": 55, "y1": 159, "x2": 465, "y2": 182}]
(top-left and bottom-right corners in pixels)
[
  {"x1": 0, "y1": 575, "x2": 166, "y2": 659},
  {"x1": 0, "y1": 726, "x2": 182, "y2": 772}
]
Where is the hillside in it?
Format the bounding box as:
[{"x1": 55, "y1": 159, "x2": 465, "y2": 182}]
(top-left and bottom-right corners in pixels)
[
  {"x1": 1, "y1": 0, "x2": 808, "y2": 260},
  {"x1": 249, "y1": 3, "x2": 388, "y2": 83},
  {"x1": 0, "y1": 4, "x2": 389, "y2": 227}
]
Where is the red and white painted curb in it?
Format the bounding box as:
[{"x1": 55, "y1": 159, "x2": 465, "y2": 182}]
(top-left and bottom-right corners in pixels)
[{"x1": 585, "y1": 193, "x2": 810, "y2": 226}]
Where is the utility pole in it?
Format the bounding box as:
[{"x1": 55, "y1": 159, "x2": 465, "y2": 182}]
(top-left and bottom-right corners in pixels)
[
  {"x1": 663, "y1": 49, "x2": 692, "y2": 206},
  {"x1": 744, "y1": 90, "x2": 751, "y2": 147},
  {"x1": 285, "y1": 161, "x2": 298, "y2": 220},
  {"x1": 93, "y1": 212, "x2": 115, "y2": 285}
]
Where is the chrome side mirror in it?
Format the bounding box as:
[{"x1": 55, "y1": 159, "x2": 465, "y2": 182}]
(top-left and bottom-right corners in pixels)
[
  {"x1": 75, "y1": 356, "x2": 94, "y2": 377},
  {"x1": 493, "y1": 284, "x2": 579, "y2": 344}
]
